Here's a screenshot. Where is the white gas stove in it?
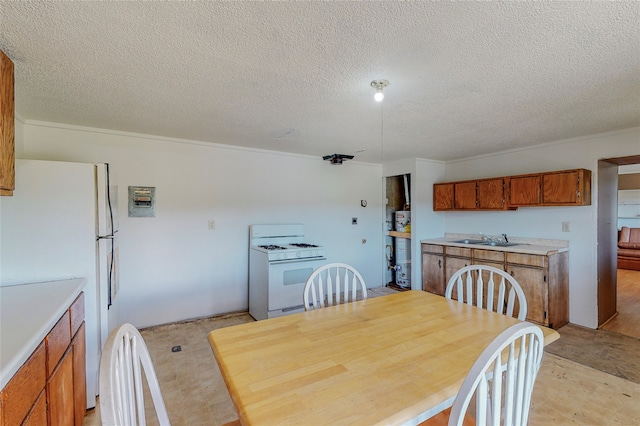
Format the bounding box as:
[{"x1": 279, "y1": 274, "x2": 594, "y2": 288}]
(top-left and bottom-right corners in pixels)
[{"x1": 249, "y1": 224, "x2": 326, "y2": 320}]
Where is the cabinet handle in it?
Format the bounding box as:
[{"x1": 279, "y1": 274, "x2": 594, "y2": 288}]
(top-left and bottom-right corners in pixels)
[{"x1": 438, "y1": 259, "x2": 442, "y2": 268}]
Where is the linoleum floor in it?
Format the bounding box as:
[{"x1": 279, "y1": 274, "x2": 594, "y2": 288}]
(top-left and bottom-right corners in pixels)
[{"x1": 85, "y1": 286, "x2": 640, "y2": 425}]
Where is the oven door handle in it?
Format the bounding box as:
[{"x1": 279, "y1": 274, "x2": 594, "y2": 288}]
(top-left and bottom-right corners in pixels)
[{"x1": 269, "y1": 257, "x2": 326, "y2": 265}]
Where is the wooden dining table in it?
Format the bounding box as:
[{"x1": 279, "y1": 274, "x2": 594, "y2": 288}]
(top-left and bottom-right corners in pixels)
[{"x1": 208, "y1": 290, "x2": 559, "y2": 426}]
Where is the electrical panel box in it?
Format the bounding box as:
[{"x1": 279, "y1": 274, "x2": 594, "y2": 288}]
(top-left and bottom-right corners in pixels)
[{"x1": 128, "y1": 186, "x2": 156, "y2": 217}]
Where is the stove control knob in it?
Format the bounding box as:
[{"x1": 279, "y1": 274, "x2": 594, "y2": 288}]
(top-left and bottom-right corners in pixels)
[{"x1": 296, "y1": 252, "x2": 301, "y2": 258}]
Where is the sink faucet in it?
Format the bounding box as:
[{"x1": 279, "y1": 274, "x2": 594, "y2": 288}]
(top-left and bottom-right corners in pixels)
[{"x1": 502, "y1": 233, "x2": 509, "y2": 243}]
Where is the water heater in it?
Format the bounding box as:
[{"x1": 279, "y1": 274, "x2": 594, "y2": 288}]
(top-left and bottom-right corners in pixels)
[{"x1": 394, "y1": 237, "x2": 411, "y2": 288}]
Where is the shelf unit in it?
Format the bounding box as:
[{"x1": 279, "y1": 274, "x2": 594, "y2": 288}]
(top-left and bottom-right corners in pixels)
[
  {"x1": 385, "y1": 174, "x2": 411, "y2": 289},
  {"x1": 388, "y1": 231, "x2": 411, "y2": 239}
]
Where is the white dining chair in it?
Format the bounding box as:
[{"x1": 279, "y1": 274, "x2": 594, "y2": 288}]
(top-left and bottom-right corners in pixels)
[
  {"x1": 99, "y1": 323, "x2": 170, "y2": 426},
  {"x1": 445, "y1": 265, "x2": 528, "y2": 321},
  {"x1": 448, "y1": 322, "x2": 545, "y2": 426},
  {"x1": 303, "y1": 263, "x2": 367, "y2": 310}
]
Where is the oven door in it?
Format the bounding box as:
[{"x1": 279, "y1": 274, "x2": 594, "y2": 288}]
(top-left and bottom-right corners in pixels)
[{"x1": 268, "y1": 257, "x2": 326, "y2": 312}]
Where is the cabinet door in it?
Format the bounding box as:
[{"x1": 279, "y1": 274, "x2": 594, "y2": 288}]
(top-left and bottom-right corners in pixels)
[
  {"x1": 47, "y1": 349, "x2": 74, "y2": 426},
  {"x1": 422, "y1": 252, "x2": 445, "y2": 295},
  {"x1": 454, "y1": 181, "x2": 477, "y2": 209},
  {"x1": 542, "y1": 170, "x2": 582, "y2": 205},
  {"x1": 433, "y1": 183, "x2": 454, "y2": 211},
  {"x1": 72, "y1": 323, "x2": 86, "y2": 426},
  {"x1": 508, "y1": 175, "x2": 541, "y2": 206},
  {"x1": 445, "y1": 255, "x2": 471, "y2": 299},
  {"x1": 472, "y1": 261, "x2": 510, "y2": 313},
  {"x1": 507, "y1": 264, "x2": 547, "y2": 325},
  {"x1": 21, "y1": 391, "x2": 47, "y2": 426},
  {"x1": 477, "y1": 178, "x2": 505, "y2": 209},
  {"x1": 0, "y1": 49, "x2": 15, "y2": 196}
]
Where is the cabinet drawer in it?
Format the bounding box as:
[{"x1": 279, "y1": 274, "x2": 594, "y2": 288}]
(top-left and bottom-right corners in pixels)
[
  {"x1": 473, "y1": 249, "x2": 505, "y2": 263},
  {"x1": 445, "y1": 246, "x2": 471, "y2": 257},
  {"x1": 70, "y1": 292, "x2": 85, "y2": 337},
  {"x1": 46, "y1": 311, "x2": 71, "y2": 376},
  {"x1": 506, "y1": 253, "x2": 545, "y2": 268},
  {"x1": 422, "y1": 244, "x2": 444, "y2": 254},
  {"x1": 0, "y1": 342, "x2": 46, "y2": 426}
]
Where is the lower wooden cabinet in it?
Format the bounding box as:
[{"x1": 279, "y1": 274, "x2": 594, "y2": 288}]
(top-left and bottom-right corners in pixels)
[
  {"x1": 48, "y1": 349, "x2": 75, "y2": 425},
  {"x1": 422, "y1": 244, "x2": 445, "y2": 295},
  {"x1": 0, "y1": 343, "x2": 46, "y2": 425},
  {"x1": 444, "y1": 248, "x2": 471, "y2": 290},
  {"x1": 421, "y1": 243, "x2": 568, "y2": 329},
  {"x1": 422, "y1": 244, "x2": 471, "y2": 296},
  {"x1": 506, "y1": 251, "x2": 569, "y2": 329},
  {"x1": 72, "y1": 323, "x2": 87, "y2": 426},
  {"x1": 0, "y1": 292, "x2": 86, "y2": 426},
  {"x1": 22, "y1": 390, "x2": 47, "y2": 426}
]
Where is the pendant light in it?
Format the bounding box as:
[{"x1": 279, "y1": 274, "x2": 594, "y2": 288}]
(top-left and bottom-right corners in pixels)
[
  {"x1": 371, "y1": 79, "x2": 390, "y2": 162},
  {"x1": 371, "y1": 80, "x2": 389, "y2": 102}
]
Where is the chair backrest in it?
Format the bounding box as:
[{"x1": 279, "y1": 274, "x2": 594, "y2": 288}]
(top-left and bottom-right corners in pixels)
[
  {"x1": 448, "y1": 322, "x2": 545, "y2": 426},
  {"x1": 99, "y1": 323, "x2": 170, "y2": 426},
  {"x1": 303, "y1": 263, "x2": 367, "y2": 311},
  {"x1": 445, "y1": 265, "x2": 528, "y2": 321}
]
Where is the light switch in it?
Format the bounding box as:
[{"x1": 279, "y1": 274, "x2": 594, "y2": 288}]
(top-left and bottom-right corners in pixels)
[
  {"x1": 562, "y1": 221, "x2": 570, "y2": 232},
  {"x1": 352, "y1": 217, "x2": 358, "y2": 225}
]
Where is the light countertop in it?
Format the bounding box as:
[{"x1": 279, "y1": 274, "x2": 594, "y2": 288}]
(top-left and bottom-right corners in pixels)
[
  {"x1": 0, "y1": 278, "x2": 85, "y2": 389},
  {"x1": 421, "y1": 233, "x2": 569, "y2": 256}
]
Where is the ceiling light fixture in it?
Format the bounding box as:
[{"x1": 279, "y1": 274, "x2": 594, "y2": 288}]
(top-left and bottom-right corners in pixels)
[{"x1": 371, "y1": 80, "x2": 389, "y2": 102}]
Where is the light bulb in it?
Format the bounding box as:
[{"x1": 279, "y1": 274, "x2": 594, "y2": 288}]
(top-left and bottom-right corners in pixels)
[{"x1": 374, "y1": 91, "x2": 384, "y2": 102}]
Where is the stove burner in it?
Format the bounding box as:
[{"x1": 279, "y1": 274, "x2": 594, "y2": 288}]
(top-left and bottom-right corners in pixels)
[
  {"x1": 258, "y1": 245, "x2": 286, "y2": 250},
  {"x1": 289, "y1": 243, "x2": 319, "y2": 248}
]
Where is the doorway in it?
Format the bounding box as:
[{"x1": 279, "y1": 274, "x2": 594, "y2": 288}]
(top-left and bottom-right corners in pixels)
[{"x1": 597, "y1": 155, "x2": 640, "y2": 334}]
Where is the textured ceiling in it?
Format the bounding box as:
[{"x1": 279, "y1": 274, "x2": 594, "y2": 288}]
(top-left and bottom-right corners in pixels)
[{"x1": 1, "y1": 1, "x2": 638, "y2": 163}]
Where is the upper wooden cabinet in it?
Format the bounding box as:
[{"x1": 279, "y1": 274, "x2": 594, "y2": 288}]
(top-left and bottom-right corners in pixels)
[
  {"x1": 433, "y1": 183, "x2": 454, "y2": 210},
  {"x1": 507, "y1": 175, "x2": 541, "y2": 206},
  {"x1": 542, "y1": 169, "x2": 591, "y2": 205},
  {"x1": 434, "y1": 169, "x2": 591, "y2": 211},
  {"x1": 454, "y1": 181, "x2": 478, "y2": 209},
  {"x1": 0, "y1": 49, "x2": 15, "y2": 196},
  {"x1": 477, "y1": 178, "x2": 506, "y2": 209},
  {"x1": 435, "y1": 177, "x2": 509, "y2": 211},
  {"x1": 508, "y1": 169, "x2": 591, "y2": 207}
]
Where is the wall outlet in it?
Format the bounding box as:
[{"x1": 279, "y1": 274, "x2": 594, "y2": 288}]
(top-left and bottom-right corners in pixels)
[
  {"x1": 208, "y1": 220, "x2": 216, "y2": 230},
  {"x1": 562, "y1": 221, "x2": 570, "y2": 232},
  {"x1": 352, "y1": 217, "x2": 358, "y2": 225}
]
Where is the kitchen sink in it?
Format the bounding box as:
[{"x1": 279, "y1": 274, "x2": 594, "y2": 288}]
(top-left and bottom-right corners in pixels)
[
  {"x1": 450, "y1": 239, "x2": 522, "y2": 247},
  {"x1": 451, "y1": 239, "x2": 486, "y2": 244}
]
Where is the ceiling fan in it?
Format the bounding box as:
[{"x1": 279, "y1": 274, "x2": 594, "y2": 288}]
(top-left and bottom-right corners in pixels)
[{"x1": 323, "y1": 153, "x2": 354, "y2": 165}]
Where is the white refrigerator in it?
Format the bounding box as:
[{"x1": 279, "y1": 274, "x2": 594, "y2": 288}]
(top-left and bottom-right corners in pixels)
[{"x1": 0, "y1": 159, "x2": 119, "y2": 408}]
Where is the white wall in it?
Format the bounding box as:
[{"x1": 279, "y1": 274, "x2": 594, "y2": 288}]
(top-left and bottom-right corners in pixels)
[
  {"x1": 19, "y1": 121, "x2": 384, "y2": 328},
  {"x1": 441, "y1": 128, "x2": 640, "y2": 328},
  {"x1": 14, "y1": 118, "x2": 640, "y2": 330}
]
